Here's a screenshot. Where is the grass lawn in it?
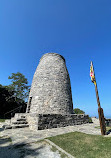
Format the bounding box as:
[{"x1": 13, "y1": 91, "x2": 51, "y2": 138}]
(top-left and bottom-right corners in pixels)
[
  {"x1": 48, "y1": 131, "x2": 111, "y2": 158},
  {"x1": 0, "y1": 119, "x2": 6, "y2": 122}
]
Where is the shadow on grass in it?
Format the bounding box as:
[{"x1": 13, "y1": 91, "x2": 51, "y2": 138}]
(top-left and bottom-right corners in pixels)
[
  {"x1": 0, "y1": 136, "x2": 44, "y2": 158},
  {"x1": 0, "y1": 128, "x2": 4, "y2": 132}
]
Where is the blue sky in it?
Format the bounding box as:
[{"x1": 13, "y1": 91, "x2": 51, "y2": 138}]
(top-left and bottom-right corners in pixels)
[{"x1": 0, "y1": 0, "x2": 111, "y2": 117}]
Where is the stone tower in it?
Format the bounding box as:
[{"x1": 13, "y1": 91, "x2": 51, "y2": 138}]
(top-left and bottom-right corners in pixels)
[{"x1": 26, "y1": 53, "x2": 73, "y2": 114}]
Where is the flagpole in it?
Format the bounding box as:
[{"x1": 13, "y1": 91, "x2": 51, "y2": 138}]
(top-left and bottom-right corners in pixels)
[
  {"x1": 95, "y1": 82, "x2": 100, "y2": 108},
  {"x1": 90, "y1": 62, "x2": 106, "y2": 135},
  {"x1": 95, "y1": 81, "x2": 106, "y2": 135}
]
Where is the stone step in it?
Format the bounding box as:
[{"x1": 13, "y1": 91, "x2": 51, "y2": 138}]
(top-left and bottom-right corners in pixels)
[
  {"x1": 14, "y1": 113, "x2": 27, "y2": 117},
  {"x1": 11, "y1": 118, "x2": 17, "y2": 122},
  {"x1": 11, "y1": 117, "x2": 26, "y2": 122},
  {"x1": 5, "y1": 119, "x2": 11, "y2": 124},
  {"x1": 21, "y1": 116, "x2": 26, "y2": 118},
  {"x1": 4, "y1": 124, "x2": 29, "y2": 130},
  {"x1": 12, "y1": 124, "x2": 29, "y2": 129},
  {"x1": 14, "y1": 116, "x2": 26, "y2": 120},
  {"x1": 2, "y1": 113, "x2": 29, "y2": 130},
  {"x1": 16, "y1": 118, "x2": 27, "y2": 121},
  {"x1": 3, "y1": 125, "x2": 12, "y2": 129},
  {"x1": 14, "y1": 113, "x2": 27, "y2": 119},
  {"x1": 12, "y1": 121, "x2": 28, "y2": 124}
]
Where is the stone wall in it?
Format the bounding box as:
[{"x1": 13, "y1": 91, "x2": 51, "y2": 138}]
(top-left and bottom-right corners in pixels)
[
  {"x1": 27, "y1": 113, "x2": 38, "y2": 131},
  {"x1": 27, "y1": 113, "x2": 89, "y2": 131},
  {"x1": 105, "y1": 118, "x2": 111, "y2": 127}
]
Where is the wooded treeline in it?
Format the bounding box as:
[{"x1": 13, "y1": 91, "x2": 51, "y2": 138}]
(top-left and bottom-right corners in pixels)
[{"x1": 0, "y1": 72, "x2": 30, "y2": 119}]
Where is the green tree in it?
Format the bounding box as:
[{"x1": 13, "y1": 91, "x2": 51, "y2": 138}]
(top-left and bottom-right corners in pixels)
[
  {"x1": 73, "y1": 108, "x2": 92, "y2": 123},
  {"x1": 73, "y1": 108, "x2": 85, "y2": 114},
  {"x1": 0, "y1": 84, "x2": 14, "y2": 104},
  {"x1": 0, "y1": 84, "x2": 18, "y2": 118},
  {"x1": 8, "y1": 72, "x2": 30, "y2": 102}
]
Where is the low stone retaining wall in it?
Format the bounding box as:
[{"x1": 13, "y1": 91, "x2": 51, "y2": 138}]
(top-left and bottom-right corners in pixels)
[
  {"x1": 105, "y1": 118, "x2": 111, "y2": 127},
  {"x1": 27, "y1": 113, "x2": 89, "y2": 130}
]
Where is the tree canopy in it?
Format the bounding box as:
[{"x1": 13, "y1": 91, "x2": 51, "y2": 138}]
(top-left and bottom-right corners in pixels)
[
  {"x1": 0, "y1": 72, "x2": 30, "y2": 118},
  {"x1": 73, "y1": 108, "x2": 85, "y2": 114},
  {"x1": 8, "y1": 72, "x2": 30, "y2": 102}
]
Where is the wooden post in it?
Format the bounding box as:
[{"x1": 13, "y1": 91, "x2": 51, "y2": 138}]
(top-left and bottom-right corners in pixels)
[
  {"x1": 94, "y1": 77, "x2": 106, "y2": 135},
  {"x1": 98, "y1": 107, "x2": 106, "y2": 135},
  {"x1": 90, "y1": 61, "x2": 106, "y2": 135}
]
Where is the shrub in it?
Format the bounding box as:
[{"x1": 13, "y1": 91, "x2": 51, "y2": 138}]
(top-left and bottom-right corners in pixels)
[
  {"x1": 88, "y1": 116, "x2": 93, "y2": 123},
  {"x1": 73, "y1": 108, "x2": 85, "y2": 114}
]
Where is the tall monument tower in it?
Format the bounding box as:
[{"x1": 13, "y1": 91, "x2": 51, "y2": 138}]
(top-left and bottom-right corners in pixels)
[
  {"x1": 26, "y1": 53, "x2": 73, "y2": 114},
  {"x1": 3, "y1": 53, "x2": 89, "y2": 131}
]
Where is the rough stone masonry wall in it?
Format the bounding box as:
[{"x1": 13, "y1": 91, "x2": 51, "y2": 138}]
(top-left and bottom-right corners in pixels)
[
  {"x1": 26, "y1": 113, "x2": 38, "y2": 131},
  {"x1": 105, "y1": 118, "x2": 111, "y2": 127},
  {"x1": 26, "y1": 53, "x2": 73, "y2": 114},
  {"x1": 27, "y1": 114, "x2": 89, "y2": 130}
]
